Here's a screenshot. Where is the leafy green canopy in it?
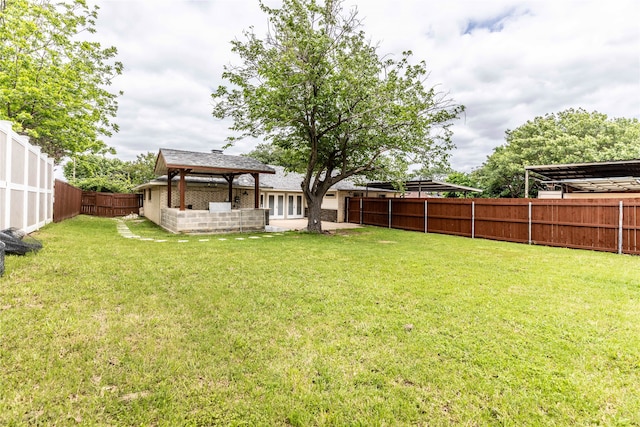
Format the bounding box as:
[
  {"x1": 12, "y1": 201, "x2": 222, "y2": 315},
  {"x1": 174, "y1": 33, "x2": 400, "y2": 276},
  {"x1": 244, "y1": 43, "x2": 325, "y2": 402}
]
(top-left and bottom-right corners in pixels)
[
  {"x1": 0, "y1": 0, "x2": 122, "y2": 162},
  {"x1": 213, "y1": 0, "x2": 463, "y2": 231},
  {"x1": 63, "y1": 152, "x2": 156, "y2": 193},
  {"x1": 477, "y1": 108, "x2": 640, "y2": 198}
]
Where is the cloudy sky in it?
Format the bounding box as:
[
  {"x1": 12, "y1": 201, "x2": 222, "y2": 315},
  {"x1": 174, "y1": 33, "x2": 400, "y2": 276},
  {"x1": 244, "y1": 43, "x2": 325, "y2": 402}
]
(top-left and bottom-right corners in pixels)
[{"x1": 85, "y1": 0, "x2": 640, "y2": 172}]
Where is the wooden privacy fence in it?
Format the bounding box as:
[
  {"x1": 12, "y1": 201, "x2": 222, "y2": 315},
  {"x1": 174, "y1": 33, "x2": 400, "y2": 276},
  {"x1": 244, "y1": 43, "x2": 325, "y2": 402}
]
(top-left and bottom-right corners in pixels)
[
  {"x1": 54, "y1": 183, "x2": 142, "y2": 221},
  {"x1": 81, "y1": 192, "x2": 142, "y2": 217},
  {"x1": 53, "y1": 180, "x2": 82, "y2": 222},
  {"x1": 347, "y1": 197, "x2": 640, "y2": 255}
]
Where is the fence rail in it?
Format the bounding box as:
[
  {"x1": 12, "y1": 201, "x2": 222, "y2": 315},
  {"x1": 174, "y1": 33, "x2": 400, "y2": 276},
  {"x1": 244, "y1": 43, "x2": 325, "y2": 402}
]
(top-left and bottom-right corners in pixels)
[
  {"x1": 347, "y1": 197, "x2": 640, "y2": 255},
  {"x1": 0, "y1": 121, "x2": 54, "y2": 232},
  {"x1": 81, "y1": 192, "x2": 142, "y2": 217}
]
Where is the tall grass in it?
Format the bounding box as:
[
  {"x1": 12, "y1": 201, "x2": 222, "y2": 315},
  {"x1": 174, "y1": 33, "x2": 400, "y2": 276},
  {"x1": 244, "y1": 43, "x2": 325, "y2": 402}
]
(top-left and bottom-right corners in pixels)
[{"x1": 1, "y1": 215, "x2": 638, "y2": 425}]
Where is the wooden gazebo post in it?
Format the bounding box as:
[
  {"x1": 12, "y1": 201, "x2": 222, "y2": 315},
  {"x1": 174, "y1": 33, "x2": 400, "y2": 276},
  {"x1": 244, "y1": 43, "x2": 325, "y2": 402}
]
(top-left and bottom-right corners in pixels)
[
  {"x1": 179, "y1": 169, "x2": 186, "y2": 210},
  {"x1": 223, "y1": 174, "x2": 234, "y2": 207},
  {"x1": 166, "y1": 170, "x2": 178, "y2": 208},
  {"x1": 252, "y1": 173, "x2": 260, "y2": 208}
]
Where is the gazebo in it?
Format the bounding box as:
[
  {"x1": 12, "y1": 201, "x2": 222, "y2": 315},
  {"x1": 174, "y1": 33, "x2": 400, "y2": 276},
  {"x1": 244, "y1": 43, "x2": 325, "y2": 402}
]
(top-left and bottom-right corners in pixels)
[{"x1": 153, "y1": 148, "x2": 276, "y2": 233}]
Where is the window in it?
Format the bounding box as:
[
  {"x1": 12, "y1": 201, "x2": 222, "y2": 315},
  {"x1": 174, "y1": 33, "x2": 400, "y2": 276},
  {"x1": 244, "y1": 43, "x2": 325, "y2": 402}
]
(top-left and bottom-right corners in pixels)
[
  {"x1": 326, "y1": 193, "x2": 336, "y2": 198},
  {"x1": 148, "y1": 189, "x2": 152, "y2": 201}
]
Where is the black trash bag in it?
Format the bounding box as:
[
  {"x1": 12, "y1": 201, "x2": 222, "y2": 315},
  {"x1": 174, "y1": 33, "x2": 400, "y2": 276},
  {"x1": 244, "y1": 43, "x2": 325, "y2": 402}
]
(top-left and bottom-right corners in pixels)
[{"x1": 0, "y1": 228, "x2": 43, "y2": 255}]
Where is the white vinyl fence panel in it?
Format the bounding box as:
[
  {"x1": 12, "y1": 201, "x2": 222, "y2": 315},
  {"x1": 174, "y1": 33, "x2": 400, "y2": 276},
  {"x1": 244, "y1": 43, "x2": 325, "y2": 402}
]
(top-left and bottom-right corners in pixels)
[{"x1": 0, "y1": 120, "x2": 54, "y2": 233}]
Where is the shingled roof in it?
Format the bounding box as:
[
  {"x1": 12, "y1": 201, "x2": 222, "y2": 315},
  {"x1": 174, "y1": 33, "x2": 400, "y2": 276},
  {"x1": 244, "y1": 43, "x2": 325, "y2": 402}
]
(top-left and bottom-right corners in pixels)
[{"x1": 154, "y1": 148, "x2": 276, "y2": 176}]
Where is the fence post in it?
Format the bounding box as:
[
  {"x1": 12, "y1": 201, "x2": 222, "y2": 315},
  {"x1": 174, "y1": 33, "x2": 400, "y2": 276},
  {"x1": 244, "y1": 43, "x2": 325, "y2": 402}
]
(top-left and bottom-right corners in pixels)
[
  {"x1": 346, "y1": 197, "x2": 349, "y2": 223},
  {"x1": 528, "y1": 202, "x2": 532, "y2": 245},
  {"x1": 359, "y1": 198, "x2": 363, "y2": 225},
  {"x1": 388, "y1": 199, "x2": 392, "y2": 228},
  {"x1": 2, "y1": 122, "x2": 12, "y2": 230},
  {"x1": 22, "y1": 135, "x2": 29, "y2": 230},
  {"x1": 619, "y1": 201, "x2": 623, "y2": 255},
  {"x1": 424, "y1": 200, "x2": 428, "y2": 233},
  {"x1": 471, "y1": 201, "x2": 475, "y2": 239}
]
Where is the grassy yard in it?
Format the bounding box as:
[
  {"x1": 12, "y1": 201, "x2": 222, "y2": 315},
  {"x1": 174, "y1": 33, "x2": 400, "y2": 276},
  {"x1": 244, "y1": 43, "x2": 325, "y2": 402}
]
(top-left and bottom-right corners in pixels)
[{"x1": 1, "y1": 215, "x2": 639, "y2": 426}]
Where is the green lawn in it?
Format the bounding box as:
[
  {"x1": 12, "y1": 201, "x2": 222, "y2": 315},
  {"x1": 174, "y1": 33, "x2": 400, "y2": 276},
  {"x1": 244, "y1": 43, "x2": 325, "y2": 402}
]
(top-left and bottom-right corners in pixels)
[{"x1": 1, "y1": 215, "x2": 639, "y2": 426}]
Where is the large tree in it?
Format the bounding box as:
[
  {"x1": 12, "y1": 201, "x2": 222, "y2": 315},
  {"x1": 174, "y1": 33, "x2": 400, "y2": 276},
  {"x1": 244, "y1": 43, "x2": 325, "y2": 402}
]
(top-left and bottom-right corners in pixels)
[
  {"x1": 0, "y1": 0, "x2": 122, "y2": 162},
  {"x1": 477, "y1": 108, "x2": 640, "y2": 198},
  {"x1": 213, "y1": 0, "x2": 463, "y2": 232}
]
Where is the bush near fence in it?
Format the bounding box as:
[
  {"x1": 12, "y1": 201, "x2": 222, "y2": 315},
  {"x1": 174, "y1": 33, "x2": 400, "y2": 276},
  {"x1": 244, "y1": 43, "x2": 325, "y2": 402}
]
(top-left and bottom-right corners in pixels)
[{"x1": 347, "y1": 197, "x2": 640, "y2": 255}]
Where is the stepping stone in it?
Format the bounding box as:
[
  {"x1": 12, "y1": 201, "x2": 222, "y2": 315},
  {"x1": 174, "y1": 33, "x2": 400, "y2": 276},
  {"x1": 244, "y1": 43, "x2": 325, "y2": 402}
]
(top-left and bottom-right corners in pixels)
[
  {"x1": 249, "y1": 236, "x2": 261, "y2": 239},
  {"x1": 218, "y1": 238, "x2": 227, "y2": 241},
  {"x1": 198, "y1": 239, "x2": 210, "y2": 242},
  {"x1": 178, "y1": 240, "x2": 189, "y2": 243},
  {"x1": 155, "y1": 240, "x2": 167, "y2": 243}
]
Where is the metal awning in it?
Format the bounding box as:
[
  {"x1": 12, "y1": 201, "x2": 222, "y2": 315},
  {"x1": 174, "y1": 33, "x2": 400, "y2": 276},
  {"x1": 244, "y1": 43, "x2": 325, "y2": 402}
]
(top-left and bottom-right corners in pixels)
[
  {"x1": 541, "y1": 177, "x2": 640, "y2": 192},
  {"x1": 525, "y1": 159, "x2": 640, "y2": 196},
  {"x1": 366, "y1": 180, "x2": 482, "y2": 194},
  {"x1": 525, "y1": 159, "x2": 640, "y2": 181}
]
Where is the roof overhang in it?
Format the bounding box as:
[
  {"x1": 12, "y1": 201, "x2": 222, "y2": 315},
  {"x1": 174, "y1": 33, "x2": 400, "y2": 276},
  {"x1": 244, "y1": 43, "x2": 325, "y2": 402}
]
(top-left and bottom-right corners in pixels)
[{"x1": 366, "y1": 180, "x2": 482, "y2": 193}]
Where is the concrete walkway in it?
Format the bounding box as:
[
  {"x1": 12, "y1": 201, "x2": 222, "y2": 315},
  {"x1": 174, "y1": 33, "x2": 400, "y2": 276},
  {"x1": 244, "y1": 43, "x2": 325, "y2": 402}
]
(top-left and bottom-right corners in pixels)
[{"x1": 268, "y1": 219, "x2": 362, "y2": 231}]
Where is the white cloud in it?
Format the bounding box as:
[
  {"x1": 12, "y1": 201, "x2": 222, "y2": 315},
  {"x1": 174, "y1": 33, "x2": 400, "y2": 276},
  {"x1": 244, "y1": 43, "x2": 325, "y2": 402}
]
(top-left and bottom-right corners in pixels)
[{"x1": 87, "y1": 0, "x2": 640, "y2": 172}]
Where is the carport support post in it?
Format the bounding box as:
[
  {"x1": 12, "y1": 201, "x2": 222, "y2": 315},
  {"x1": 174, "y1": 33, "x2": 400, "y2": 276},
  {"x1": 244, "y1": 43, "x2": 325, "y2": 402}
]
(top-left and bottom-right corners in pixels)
[
  {"x1": 359, "y1": 198, "x2": 363, "y2": 225},
  {"x1": 388, "y1": 199, "x2": 392, "y2": 228},
  {"x1": 618, "y1": 201, "x2": 623, "y2": 254},
  {"x1": 525, "y1": 169, "x2": 530, "y2": 198}
]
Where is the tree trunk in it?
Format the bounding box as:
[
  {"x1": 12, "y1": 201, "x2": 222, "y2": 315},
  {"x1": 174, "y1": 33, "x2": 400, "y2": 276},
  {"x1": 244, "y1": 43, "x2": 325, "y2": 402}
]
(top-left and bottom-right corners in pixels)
[{"x1": 306, "y1": 194, "x2": 323, "y2": 233}]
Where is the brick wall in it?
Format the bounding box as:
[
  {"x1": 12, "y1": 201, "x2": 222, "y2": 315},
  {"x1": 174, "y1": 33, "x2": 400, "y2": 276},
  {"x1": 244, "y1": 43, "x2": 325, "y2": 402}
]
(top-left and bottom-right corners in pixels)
[{"x1": 163, "y1": 185, "x2": 257, "y2": 210}]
